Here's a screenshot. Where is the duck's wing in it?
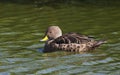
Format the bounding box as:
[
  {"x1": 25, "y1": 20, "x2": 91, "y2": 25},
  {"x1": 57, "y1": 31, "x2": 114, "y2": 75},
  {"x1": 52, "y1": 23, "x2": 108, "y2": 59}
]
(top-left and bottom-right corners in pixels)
[{"x1": 52, "y1": 32, "x2": 93, "y2": 44}]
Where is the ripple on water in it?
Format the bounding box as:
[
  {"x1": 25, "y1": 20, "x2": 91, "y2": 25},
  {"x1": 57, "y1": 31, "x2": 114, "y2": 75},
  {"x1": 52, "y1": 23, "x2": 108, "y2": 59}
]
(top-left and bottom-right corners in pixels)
[
  {"x1": 35, "y1": 65, "x2": 76, "y2": 75},
  {"x1": 0, "y1": 72, "x2": 11, "y2": 75},
  {"x1": 0, "y1": 32, "x2": 23, "y2": 35},
  {"x1": 5, "y1": 58, "x2": 33, "y2": 63},
  {"x1": 82, "y1": 57, "x2": 114, "y2": 66},
  {"x1": 27, "y1": 43, "x2": 44, "y2": 49}
]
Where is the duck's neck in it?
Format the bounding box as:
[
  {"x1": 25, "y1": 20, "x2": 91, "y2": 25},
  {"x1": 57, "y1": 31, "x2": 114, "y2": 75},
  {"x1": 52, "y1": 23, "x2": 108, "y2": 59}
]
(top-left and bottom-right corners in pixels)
[{"x1": 46, "y1": 39, "x2": 54, "y2": 44}]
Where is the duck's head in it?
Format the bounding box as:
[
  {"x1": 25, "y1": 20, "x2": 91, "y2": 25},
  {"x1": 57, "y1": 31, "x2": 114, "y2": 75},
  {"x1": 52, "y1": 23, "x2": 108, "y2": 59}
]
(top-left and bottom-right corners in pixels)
[{"x1": 40, "y1": 26, "x2": 62, "y2": 41}]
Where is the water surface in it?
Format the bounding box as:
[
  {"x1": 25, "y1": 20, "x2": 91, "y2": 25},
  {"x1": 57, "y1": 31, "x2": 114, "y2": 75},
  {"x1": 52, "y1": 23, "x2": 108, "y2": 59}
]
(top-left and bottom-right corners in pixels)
[{"x1": 0, "y1": 2, "x2": 120, "y2": 75}]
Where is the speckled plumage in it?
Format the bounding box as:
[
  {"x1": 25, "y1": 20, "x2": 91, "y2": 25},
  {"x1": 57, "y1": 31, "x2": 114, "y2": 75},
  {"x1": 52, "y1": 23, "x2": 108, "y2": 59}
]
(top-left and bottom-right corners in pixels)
[{"x1": 41, "y1": 26, "x2": 105, "y2": 52}]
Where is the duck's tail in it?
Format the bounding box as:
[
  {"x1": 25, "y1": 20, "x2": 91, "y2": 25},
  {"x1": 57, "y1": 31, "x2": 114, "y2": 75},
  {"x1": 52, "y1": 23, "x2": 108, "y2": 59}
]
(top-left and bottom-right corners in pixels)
[{"x1": 94, "y1": 40, "x2": 107, "y2": 47}]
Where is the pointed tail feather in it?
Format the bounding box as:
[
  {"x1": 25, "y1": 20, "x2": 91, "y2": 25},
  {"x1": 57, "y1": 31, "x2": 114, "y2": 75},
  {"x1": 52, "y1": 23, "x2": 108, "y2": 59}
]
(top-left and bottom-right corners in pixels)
[{"x1": 94, "y1": 40, "x2": 107, "y2": 47}]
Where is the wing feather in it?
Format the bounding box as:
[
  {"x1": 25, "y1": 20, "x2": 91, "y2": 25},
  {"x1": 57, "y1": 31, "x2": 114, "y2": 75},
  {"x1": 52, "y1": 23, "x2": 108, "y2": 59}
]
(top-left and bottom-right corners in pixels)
[{"x1": 52, "y1": 33, "x2": 92, "y2": 44}]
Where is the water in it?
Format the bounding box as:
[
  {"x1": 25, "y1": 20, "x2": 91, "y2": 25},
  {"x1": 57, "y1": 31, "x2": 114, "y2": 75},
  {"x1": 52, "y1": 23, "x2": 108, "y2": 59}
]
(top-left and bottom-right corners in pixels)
[{"x1": 0, "y1": 1, "x2": 120, "y2": 75}]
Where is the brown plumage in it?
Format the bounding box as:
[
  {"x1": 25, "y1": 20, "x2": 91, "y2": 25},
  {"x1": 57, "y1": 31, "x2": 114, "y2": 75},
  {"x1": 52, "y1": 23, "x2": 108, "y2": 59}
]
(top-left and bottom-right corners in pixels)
[{"x1": 40, "y1": 26, "x2": 106, "y2": 52}]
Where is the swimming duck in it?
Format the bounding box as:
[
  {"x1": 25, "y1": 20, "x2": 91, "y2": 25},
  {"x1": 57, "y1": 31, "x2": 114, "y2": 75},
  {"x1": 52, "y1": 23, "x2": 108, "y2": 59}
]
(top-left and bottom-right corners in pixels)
[{"x1": 40, "y1": 26, "x2": 105, "y2": 52}]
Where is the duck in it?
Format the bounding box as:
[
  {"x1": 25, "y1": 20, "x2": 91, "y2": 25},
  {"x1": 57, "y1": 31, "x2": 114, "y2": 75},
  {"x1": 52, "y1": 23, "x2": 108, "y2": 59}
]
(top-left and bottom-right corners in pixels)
[{"x1": 40, "y1": 26, "x2": 106, "y2": 52}]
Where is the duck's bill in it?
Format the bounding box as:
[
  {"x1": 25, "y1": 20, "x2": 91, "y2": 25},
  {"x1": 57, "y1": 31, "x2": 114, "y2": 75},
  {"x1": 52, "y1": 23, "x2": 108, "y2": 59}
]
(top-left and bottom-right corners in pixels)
[{"x1": 40, "y1": 36, "x2": 48, "y2": 41}]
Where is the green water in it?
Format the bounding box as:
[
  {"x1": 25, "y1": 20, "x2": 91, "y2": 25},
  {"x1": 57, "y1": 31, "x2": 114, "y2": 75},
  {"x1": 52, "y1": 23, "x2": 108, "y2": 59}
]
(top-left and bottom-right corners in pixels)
[{"x1": 0, "y1": 2, "x2": 120, "y2": 75}]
